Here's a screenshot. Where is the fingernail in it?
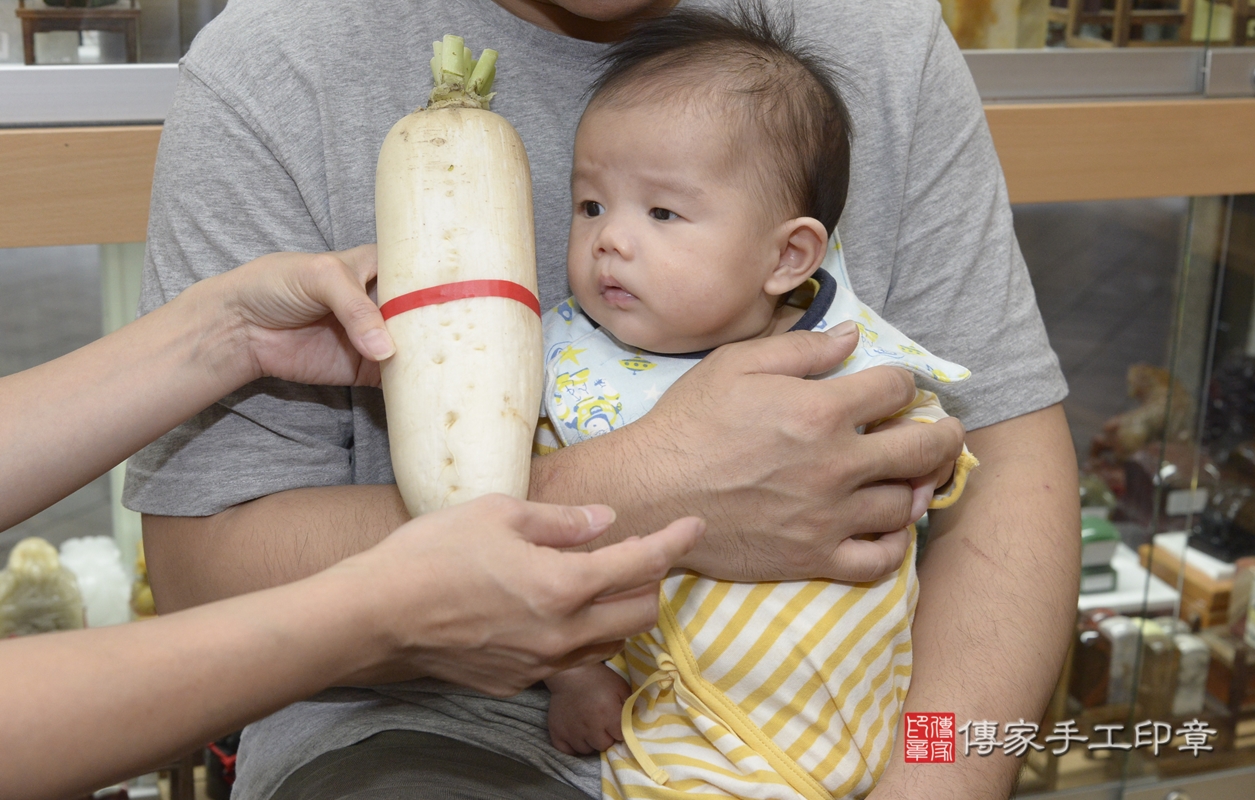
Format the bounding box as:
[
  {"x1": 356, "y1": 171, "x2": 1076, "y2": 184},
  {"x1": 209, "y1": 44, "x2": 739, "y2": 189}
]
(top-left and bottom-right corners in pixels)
[
  {"x1": 581, "y1": 505, "x2": 616, "y2": 532},
  {"x1": 832, "y1": 320, "x2": 857, "y2": 338},
  {"x1": 362, "y1": 328, "x2": 395, "y2": 360}
]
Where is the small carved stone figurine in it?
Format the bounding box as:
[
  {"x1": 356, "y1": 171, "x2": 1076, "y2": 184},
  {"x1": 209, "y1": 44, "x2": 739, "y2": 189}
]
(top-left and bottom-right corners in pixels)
[
  {"x1": 1087, "y1": 363, "x2": 1194, "y2": 494},
  {"x1": 0, "y1": 537, "x2": 85, "y2": 637}
]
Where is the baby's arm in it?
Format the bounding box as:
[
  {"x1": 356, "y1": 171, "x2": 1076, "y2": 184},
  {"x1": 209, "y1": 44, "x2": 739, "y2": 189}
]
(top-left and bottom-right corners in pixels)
[
  {"x1": 545, "y1": 663, "x2": 631, "y2": 755},
  {"x1": 537, "y1": 394, "x2": 631, "y2": 755}
]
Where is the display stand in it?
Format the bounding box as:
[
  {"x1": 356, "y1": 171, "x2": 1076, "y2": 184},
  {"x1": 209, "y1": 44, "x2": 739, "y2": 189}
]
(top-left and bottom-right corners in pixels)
[
  {"x1": 1078, "y1": 543, "x2": 1179, "y2": 615},
  {"x1": 15, "y1": 0, "x2": 141, "y2": 65},
  {"x1": 1048, "y1": 0, "x2": 1194, "y2": 48}
]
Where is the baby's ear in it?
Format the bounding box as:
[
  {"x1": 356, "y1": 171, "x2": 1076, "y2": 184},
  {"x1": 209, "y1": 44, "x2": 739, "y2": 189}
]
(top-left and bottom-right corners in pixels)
[{"x1": 764, "y1": 217, "x2": 828, "y2": 296}]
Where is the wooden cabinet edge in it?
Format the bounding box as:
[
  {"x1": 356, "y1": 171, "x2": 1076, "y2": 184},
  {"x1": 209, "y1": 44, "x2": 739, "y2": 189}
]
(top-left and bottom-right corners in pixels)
[{"x1": 2, "y1": 102, "x2": 1255, "y2": 247}]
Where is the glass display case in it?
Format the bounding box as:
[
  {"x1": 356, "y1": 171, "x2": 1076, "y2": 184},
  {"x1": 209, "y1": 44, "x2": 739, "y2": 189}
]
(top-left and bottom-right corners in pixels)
[
  {"x1": 939, "y1": 0, "x2": 1250, "y2": 50},
  {"x1": 998, "y1": 195, "x2": 1255, "y2": 799},
  {"x1": 0, "y1": 0, "x2": 225, "y2": 65}
]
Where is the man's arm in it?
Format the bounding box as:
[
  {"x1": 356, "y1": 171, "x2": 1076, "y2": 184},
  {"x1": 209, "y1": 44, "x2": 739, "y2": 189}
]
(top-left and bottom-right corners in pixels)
[
  {"x1": 146, "y1": 329, "x2": 966, "y2": 612},
  {"x1": 869, "y1": 404, "x2": 1080, "y2": 800},
  {"x1": 144, "y1": 485, "x2": 408, "y2": 612},
  {"x1": 531, "y1": 331, "x2": 966, "y2": 581}
]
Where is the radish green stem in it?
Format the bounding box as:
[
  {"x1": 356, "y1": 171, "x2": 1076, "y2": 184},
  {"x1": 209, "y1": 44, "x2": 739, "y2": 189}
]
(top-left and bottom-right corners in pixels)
[
  {"x1": 427, "y1": 34, "x2": 497, "y2": 111},
  {"x1": 468, "y1": 51, "x2": 497, "y2": 96}
]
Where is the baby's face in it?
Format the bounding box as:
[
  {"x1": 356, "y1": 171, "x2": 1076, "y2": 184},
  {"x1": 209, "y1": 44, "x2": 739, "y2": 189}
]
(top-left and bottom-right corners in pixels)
[{"x1": 567, "y1": 101, "x2": 783, "y2": 354}]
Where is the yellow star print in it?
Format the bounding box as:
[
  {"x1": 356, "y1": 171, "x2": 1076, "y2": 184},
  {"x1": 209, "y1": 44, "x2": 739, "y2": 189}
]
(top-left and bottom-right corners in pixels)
[{"x1": 557, "y1": 345, "x2": 587, "y2": 367}]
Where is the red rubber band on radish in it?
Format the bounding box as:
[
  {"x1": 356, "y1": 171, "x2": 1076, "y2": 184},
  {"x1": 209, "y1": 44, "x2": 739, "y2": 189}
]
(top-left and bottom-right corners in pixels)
[{"x1": 380, "y1": 279, "x2": 541, "y2": 320}]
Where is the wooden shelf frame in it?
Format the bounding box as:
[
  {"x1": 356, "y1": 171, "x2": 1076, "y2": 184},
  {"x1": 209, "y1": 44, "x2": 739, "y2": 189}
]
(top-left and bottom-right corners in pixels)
[
  {"x1": 985, "y1": 98, "x2": 1255, "y2": 204},
  {"x1": 2, "y1": 99, "x2": 1255, "y2": 249},
  {"x1": 1, "y1": 125, "x2": 161, "y2": 249}
]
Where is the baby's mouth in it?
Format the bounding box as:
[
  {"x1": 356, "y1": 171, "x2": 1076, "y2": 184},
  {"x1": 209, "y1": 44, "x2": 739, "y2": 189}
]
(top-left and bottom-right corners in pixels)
[{"x1": 598, "y1": 275, "x2": 636, "y2": 307}]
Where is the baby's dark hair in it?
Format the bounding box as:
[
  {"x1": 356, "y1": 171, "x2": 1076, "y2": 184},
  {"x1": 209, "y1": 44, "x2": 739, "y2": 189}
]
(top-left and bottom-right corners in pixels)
[{"x1": 587, "y1": 2, "x2": 853, "y2": 236}]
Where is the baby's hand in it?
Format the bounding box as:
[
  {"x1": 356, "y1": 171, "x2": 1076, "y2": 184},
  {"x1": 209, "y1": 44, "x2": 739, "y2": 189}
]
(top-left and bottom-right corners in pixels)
[
  {"x1": 866, "y1": 415, "x2": 957, "y2": 522},
  {"x1": 545, "y1": 663, "x2": 631, "y2": 756}
]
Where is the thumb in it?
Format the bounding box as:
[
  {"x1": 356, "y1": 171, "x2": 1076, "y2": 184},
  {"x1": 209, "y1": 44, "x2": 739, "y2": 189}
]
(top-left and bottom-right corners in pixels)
[
  {"x1": 908, "y1": 479, "x2": 937, "y2": 524},
  {"x1": 509, "y1": 501, "x2": 618, "y2": 549},
  {"x1": 823, "y1": 528, "x2": 910, "y2": 583},
  {"x1": 733, "y1": 320, "x2": 859, "y2": 379},
  {"x1": 311, "y1": 255, "x2": 395, "y2": 361}
]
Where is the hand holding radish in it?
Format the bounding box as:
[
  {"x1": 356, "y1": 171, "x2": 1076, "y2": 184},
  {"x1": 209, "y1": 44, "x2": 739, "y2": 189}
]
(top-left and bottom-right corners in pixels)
[
  {"x1": 0, "y1": 245, "x2": 392, "y2": 533},
  {"x1": 330, "y1": 495, "x2": 705, "y2": 694},
  {"x1": 213, "y1": 245, "x2": 394, "y2": 389}
]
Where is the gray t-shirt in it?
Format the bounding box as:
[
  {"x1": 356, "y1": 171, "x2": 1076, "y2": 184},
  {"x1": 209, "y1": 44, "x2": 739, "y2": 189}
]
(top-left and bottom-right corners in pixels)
[{"x1": 124, "y1": 0, "x2": 1066, "y2": 796}]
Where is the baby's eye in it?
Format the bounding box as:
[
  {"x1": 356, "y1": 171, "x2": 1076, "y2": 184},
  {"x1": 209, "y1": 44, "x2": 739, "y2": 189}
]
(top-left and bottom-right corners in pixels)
[
  {"x1": 581, "y1": 201, "x2": 605, "y2": 218},
  {"x1": 649, "y1": 208, "x2": 679, "y2": 221}
]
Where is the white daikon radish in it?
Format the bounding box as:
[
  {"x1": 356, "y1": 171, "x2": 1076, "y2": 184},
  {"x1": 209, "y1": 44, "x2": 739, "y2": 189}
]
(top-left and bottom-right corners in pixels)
[{"x1": 377, "y1": 36, "x2": 542, "y2": 517}]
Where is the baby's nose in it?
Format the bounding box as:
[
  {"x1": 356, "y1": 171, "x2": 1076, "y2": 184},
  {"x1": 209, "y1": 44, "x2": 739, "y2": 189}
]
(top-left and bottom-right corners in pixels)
[{"x1": 593, "y1": 220, "x2": 631, "y2": 259}]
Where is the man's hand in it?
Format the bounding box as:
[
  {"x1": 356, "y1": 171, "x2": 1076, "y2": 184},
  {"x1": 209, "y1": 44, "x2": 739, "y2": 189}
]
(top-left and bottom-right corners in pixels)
[
  {"x1": 331, "y1": 495, "x2": 705, "y2": 695},
  {"x1": 532, "y1": 321, "x2": 966, "y2": 583},
  {"x1": 867, "y1": 414, "x2": 958, "y2": 521}
]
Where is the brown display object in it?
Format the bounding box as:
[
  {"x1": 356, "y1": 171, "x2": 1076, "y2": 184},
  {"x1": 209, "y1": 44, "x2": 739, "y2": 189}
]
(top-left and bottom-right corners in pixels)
[
  {"x1": 1138, "y1": 542, "x2": 1233, "y2": 627},
  {"x1": 1137, "y1": 626, "x2": 1181, "y2": 719},
  {"x1": 0, "y1": 126, "x2": 161, "y2": 249},
  {"x1": 1070, "y1": 628, "x2": 1112, "y2": 708},
  {"x1": 1199, "y1": 627, "x2": 1255, "y2": 704},
  {"x1": 1120, "y1": 442, "x2": 1217, "y2": 532},
  {"x1": 1048, "y1": 0, "x2": 1194, "y2": 48},
  {"x1": 15, "y1": 0, "x2": 140, "y2": 65},
  {"x1": 1231, "y1": 563, "x2": 1255, "y2": 627}
]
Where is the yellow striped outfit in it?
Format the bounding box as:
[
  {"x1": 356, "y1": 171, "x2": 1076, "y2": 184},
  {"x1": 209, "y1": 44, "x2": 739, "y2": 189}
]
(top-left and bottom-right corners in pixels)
[{"x1": 538, "y1": 252, "x2": 976, "y2": 799}]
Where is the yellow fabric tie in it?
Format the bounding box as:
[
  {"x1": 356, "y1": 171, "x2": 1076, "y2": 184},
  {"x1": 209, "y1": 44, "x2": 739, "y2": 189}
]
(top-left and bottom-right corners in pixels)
[{"x1": 620, "y1": 650, "x2": 725, "y2": 787}]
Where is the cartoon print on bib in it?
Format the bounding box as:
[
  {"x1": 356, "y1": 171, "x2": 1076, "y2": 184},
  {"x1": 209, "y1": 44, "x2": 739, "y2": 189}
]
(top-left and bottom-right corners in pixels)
[{"x1": 551, "y1": 367, "x2": 623, "y2": 439}]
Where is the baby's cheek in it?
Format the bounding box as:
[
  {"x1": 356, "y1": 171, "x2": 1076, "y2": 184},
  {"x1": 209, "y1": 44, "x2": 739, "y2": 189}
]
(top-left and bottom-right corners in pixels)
[
  {"x1": 600, "y1": 316, "x2": 660, "y2": 354},
  {"x1": 566, "y1": 272, "x2": 596, "y2": 311}
]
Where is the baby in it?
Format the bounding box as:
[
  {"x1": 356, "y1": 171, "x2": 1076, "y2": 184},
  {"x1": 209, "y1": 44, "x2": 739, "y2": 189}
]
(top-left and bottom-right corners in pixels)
[{"x1": 535, "y1": 7, "x2": 977, "y2": 799}]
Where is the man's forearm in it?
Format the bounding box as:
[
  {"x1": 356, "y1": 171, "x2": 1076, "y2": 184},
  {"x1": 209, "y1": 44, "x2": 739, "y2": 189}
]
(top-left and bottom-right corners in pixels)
[
  {"x1": 873, "y1": 404, "x2": 1080, "y2": 799},
  {"x1": 144, "y1": 439, "x2": 643, "y2": 613},
  {"x1": 144, "y1": 436, "x2": 651, "y2": 613},
  {"x1": 153, "y1": 430, "x2": 695, "y2": 614},
  {"x1": 152, "y1": 336, "x2": 968, "y2": 610},
  {"x1": 143, "y1": 484, "x2": 409, "y2": 612},
  {"x1": 530, "y1": 427, "x2": 688, "y2": 542}
]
